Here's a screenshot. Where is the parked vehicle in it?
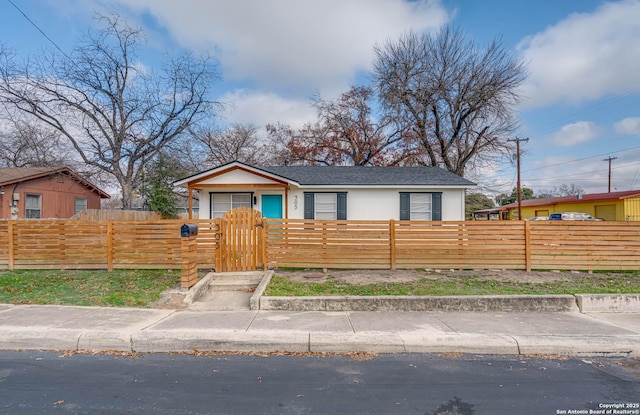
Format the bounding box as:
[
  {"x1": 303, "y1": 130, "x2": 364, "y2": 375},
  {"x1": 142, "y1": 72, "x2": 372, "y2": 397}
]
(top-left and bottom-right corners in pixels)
[
  {"x1": 548, "y1": 212, "x2": 603, "y2": 221},
  {"x1": 528, "y1": 216, "x2": 549, "y2": 221}
]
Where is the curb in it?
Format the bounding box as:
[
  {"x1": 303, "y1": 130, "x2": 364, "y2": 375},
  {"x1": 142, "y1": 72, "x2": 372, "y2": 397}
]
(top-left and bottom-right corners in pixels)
[
  {"x1": 3, "y1": 328, "x2": 636, "y2": 357},
  {"x1": 250, "y1": 270, "x2": 274, "y2": 310},
  {"x1": 513, "y1": 335, "x2": 640, "y2": 358},
  {"x1": 575, "y1": 294, "x2": 640, "y2": 312},
  {"x1": 183, "y1": 272, "x2": 214, "y2": 305},
  {"x1": 131, "y1": 330, "x2": 310, "y2": 353},
  {"x1": 259, "y1": 294, "x2": 579, "y2": 312}
]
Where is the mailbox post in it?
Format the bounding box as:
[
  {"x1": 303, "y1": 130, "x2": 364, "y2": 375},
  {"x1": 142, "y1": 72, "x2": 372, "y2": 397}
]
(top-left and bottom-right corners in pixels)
[{"x1": 180, "y1": 224, "x2": 198, "y2": 288}]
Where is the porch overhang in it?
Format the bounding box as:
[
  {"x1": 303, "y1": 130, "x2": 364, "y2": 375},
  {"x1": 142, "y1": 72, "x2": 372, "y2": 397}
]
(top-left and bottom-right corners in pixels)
[{"x1": 186, "y1": 182, "x2": 290, "y2": 219}]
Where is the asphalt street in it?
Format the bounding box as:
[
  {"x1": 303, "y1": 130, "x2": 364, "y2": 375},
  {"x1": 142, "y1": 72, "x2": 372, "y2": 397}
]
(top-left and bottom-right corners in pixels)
[{"x1": 1, "y1": 351, "x2": 639, "y2": 415}]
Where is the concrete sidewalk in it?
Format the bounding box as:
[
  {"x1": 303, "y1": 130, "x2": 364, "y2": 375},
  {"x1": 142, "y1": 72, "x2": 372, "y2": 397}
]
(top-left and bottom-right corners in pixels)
[{"x1": 1, "y1": 303, "x2": 639, "y2": 357}]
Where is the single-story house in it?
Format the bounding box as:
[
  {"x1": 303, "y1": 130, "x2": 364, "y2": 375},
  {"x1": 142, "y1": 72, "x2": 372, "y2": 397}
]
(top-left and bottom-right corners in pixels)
[
  {"x1": 0, "y1": 167, "x2": 110, "y2": 219},
  {"x1": 483, "y1": 190, "x2": 640, "y2": 221},
  {"x1": 174, "y1": 161, "x2": 476, "y2": 221}
]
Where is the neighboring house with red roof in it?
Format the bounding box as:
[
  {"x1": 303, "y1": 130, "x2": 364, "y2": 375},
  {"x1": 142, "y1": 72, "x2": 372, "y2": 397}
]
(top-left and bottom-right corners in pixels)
[
  {"x1": 490, "y1": 190, "x2": 640, "y2": 221},
  {"x1": 0, "y1": 167, "x2": 110, "y2": 219}
]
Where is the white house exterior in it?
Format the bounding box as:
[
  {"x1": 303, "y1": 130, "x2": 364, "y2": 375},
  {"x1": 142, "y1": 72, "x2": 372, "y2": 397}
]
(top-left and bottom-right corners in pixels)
[{"x1": 174, "y1": 162, "x2": 476, "y2": 221}]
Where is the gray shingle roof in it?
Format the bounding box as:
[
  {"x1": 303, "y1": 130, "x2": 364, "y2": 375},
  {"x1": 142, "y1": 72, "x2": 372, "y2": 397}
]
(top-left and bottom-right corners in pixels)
[{"x1": 258, "y1": 165, "x2": 475, "y2": 186}]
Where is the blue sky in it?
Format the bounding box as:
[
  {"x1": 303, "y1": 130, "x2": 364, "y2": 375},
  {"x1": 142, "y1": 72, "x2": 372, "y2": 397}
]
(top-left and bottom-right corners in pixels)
[{"x1": 1, "y1": 0, "x2": 639, "y2": 197}]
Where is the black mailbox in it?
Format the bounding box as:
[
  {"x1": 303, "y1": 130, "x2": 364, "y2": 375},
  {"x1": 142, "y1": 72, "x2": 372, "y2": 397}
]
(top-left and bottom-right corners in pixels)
[{"x1": 180, "y1": 224, "x2": 198, "y2": 237}]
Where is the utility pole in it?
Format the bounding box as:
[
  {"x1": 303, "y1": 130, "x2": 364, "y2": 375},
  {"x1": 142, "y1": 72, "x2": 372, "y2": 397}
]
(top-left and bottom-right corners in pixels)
[
  {"x1": 602, "y1": 156, "x2": 617, "y2": 193},
  {"x1": 508, "y1": 137, "x2": 529, "y2": 220}
]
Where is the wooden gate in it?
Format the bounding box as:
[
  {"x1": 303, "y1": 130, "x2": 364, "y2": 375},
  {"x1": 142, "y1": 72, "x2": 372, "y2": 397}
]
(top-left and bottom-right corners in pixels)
[{"x1": 216, "y1": 207, "x2": 266, "y2": 272}]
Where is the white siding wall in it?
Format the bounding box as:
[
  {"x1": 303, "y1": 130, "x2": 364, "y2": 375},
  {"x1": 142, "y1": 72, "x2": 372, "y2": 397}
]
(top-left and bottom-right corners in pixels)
[
  {"x1": 196, "y1": 186, "x2": 466, "y2": 221},
  {"x1": 198, "y1": 191, "x2": 210, "y2": 219},
  {"x1": 441, "y1": 189, "x2": 466, "y2": 221},
  {"x1": 287, "y1": 188, "x2": 466, "y2": 220}
]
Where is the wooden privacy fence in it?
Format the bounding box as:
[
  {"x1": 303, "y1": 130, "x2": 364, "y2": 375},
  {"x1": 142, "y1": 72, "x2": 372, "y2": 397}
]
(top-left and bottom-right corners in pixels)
[
  {"x1": 217, "y1": 207, "x2": 266, "y2": 273},
  {"x1": 71, "y1": 209, "x2": 162, "y2": 221},
  {"x1": 2, "y1": 218, "x2": 640, "y2": 275},
  {"x1": 265, "y1": 219, "x2": 640, "y2": 271},
  {"x1": 0, "y1": 219, "x2": 220, "y2": 271}
]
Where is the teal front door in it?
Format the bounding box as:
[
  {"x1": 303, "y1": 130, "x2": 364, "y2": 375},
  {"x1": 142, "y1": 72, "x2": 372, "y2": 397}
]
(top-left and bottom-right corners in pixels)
[{"x1": 261, "y1": 195, "x2": 283, "y2": 218}]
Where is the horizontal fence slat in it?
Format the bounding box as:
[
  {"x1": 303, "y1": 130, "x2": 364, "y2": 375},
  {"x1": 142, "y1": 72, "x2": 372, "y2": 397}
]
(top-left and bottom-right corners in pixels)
[{"x1": 2, "y1": 219, "x2": 640, "y2": 272}]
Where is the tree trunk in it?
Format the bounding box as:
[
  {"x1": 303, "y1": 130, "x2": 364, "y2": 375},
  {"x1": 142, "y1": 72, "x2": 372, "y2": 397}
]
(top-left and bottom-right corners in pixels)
[{"x1": 120, "y1": 182, "x2": 133, "y2": 210}]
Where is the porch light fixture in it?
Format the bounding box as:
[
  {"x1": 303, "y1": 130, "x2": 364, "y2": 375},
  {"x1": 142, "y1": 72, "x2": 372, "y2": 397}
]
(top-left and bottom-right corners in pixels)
[{"x1": 0, "y1": 187, "x2": 4, "y2": 195}]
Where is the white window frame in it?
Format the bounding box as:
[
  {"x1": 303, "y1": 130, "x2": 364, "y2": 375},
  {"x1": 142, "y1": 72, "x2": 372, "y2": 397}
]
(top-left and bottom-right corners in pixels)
[
  {"x1": 75, "y1": 197, "x2": 87, "y2": 214},
  {"x1": 314, "y1": 193, "x2": 337, "y2": 220},
  {"x1": 210, "y1": 193, "x2": 252, "y2": 218},
  {"x1": 410, "y1": 193, "x2": 432, "y2": 220},
  {"x1": 25, "y1": 193, "x2": 42, "y2": 219}
]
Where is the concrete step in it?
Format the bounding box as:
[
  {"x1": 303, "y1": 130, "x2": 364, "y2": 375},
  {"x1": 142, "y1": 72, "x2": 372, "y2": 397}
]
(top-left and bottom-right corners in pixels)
[
  {"x1": 208, "y1": 272, "x2": 263, "y2": 292},
  {"x1": 188, "y1": 290, "x2": 252, "y2": 311},
  {"x1": 184, "y1": 271, "x2": 268, "y2": 311},
  {"x1": 210, "y1": 271, "x2": 264, "y2": 282},
  {"x1": 209, "y1": 282, "x2": 258, "y2": 292}
]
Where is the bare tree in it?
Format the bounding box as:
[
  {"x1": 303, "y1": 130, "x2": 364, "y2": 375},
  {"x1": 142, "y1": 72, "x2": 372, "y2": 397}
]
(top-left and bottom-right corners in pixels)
[
  {"x1": 557, "y1": 183, "x2": 585, "y2": 197},
  {"x1": 264, "y1": 123, "x2": 304, "y2": 165},
  {"x1": 373, "y1": 26, "x2": 526, "y2": 177},
  {"x1": 0, "y1": 115, "x2": 71, "y2": 168},
  {"x1": 537, "y1": 183, "x2": 585, "y2": 198},
  {"x1": 0, "y1": 14, "x2": 218, "y2": 208},
  {"x1": 193, "y1": 123, "x2": 273, "y2": 166},
  {"x1": 266, "y1": 86, "x2": 424, "y2": 166}
]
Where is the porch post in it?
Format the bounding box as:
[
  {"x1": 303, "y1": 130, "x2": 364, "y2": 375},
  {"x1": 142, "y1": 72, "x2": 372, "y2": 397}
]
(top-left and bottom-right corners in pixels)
[
  {"x1": 188, "y1": 187, "x2": 193, "y2": 220},
  {"x1": 284, "y1": 185, "x2": 289, "y2": 218}
]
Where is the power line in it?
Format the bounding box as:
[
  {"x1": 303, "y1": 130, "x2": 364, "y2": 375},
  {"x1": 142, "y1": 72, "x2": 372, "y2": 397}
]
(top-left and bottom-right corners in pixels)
[
  {"x1": 631, "y1": 164, "x2": 640, "y2": 188},
  {"x1": 524, "y1": 160, "x2": 639, "y2": 183},
  {"x1": 522, "y1": 144, "x2": 640, "y2": 173},
  {"x1": 6, "y1": 0, "x2": 70, "y2": 59}
]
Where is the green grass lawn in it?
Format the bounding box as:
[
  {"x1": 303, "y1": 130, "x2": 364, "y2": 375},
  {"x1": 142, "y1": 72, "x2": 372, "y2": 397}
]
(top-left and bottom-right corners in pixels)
[
  {"x1": 2, "y1": 269, "x2": 639, "y2": 307},
  {"x1": 264, "y1": 273, "x2": 640, "y2": 297},
  {"x1": 0, "y1": 269, "x2": 179, "y2": 307}
]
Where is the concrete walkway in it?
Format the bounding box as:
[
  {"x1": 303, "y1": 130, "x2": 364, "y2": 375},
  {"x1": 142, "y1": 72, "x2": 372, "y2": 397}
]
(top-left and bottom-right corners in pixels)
[{"x1": 1, "y1": 303, "x2": 639, "y2": 357}]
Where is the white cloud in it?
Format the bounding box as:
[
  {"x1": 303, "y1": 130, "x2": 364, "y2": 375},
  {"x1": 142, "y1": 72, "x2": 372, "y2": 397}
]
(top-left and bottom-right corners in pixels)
[
  {"x1": 552, "y1": 121, "x2": 601, "y2": 146},
  {"x1": 614, "y1": 116, "x2": 640, "y2": 135},
  {"x1": 219, "y1": 90, "x2": 316, "y2": 130},
  {"x1": 103, "y1": 0, "x2": 448, "y2": 95},
  {"x1": 518, "y1": 0, "x2": 640, "y2": 108}
]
